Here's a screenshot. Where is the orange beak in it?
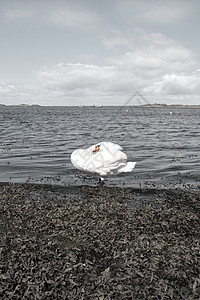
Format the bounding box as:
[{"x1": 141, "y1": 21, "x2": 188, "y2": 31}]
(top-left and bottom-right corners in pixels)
[{"x1": 92, "y1": 146, "x2": 100, "y2": 153}]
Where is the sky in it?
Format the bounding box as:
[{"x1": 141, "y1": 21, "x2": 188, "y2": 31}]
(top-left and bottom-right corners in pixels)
[{"x1": 1, "y1": 0, "x2": 200, "y2": 106}]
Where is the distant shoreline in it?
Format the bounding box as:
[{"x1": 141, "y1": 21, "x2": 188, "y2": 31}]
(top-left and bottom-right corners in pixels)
[
  {"x1": 0, "y1": 103, "x2": 200, "y2": 108},
  {"x1": 134, "y1": 103, "x2": 200, "y2": 108}
]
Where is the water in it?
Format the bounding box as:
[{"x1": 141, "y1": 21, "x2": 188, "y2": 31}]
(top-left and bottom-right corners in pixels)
[{"x1": 0, "y1": 106, "x2": 199, "y2": 192}]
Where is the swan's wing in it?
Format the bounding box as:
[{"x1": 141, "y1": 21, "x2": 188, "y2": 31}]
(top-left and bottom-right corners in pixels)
[
  {"x1": 71, "y1": 149, "x2": 111, "y2": 174},
  {"x1": 95, "y1": 148, "x2": 127, "y2": 164},
  {"x1": 71, "y1": 149, "x2": 92, "y2": 172},
  {"x1": 117, "y1": 162, "x2": 137, "y2": 173}
]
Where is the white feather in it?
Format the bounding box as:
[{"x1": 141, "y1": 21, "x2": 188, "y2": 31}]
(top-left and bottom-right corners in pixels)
[{"x1": 71, "y1": 142, "x2": 136, "y2": 179}]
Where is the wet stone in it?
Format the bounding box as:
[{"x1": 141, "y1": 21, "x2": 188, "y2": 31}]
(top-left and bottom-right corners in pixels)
[{"x1": 0, "y1": 182, "x2": 199, "y2": 299}]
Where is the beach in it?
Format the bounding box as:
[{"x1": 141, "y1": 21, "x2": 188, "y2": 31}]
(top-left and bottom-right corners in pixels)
[{"x1": 0, "y1": 182, "x2": 199, "y2": 299}]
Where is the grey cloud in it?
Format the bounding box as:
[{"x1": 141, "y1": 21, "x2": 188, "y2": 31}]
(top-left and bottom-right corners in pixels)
[{"x1": 35, "y1": 31, "x2": 199, "y2": 103}]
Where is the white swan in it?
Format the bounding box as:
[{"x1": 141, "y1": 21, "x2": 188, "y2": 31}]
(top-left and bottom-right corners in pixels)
[{"x1": 71, "y1": 142, "x2": 136, "y2": 182}]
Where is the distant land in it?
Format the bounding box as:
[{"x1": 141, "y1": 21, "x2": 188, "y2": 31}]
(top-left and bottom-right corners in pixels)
[
  {"x1": 0, "y1": 103, "x2": 200, "y2": 108},
  {"x1": 135, "y1": 103, "x2": 200, "y2": 108},
  {"x1": 0, "y1": 104, "x2": 40, "y2": 107}
]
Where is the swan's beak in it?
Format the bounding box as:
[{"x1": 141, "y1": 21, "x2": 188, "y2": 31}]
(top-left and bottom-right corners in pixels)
[{"x1": 92, "y1": 146, "x2": 100, "y2": 153}]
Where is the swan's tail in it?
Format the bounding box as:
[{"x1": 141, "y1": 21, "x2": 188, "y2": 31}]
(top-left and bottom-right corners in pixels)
[{"x1": 119, "y1": 162, "x2": 137, "y2": 173}]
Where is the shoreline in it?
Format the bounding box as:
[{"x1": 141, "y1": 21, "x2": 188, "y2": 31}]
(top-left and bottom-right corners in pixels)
[
  {"x1": 0, "y1": 182, "x2": 199, "y2": 299},
  {"x1": 1, "y1": 104, "x2": 200, "y2": 108}
]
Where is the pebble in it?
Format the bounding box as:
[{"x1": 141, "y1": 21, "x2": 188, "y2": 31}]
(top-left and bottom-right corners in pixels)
[{"x1": 0, "y1": 182, "x2": 199, "y2": 299}]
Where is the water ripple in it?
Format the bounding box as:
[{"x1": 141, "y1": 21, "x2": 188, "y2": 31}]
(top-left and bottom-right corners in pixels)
[{"x1": 0, "y1": 106, "x2": 199, "y2": 192}]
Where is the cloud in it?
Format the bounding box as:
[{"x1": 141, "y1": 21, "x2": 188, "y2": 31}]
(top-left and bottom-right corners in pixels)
[
  {"x1": 0, "y1": 82, "x2": 16, "y2": 95},
  {"x1": 35, "y1": 30, "x2": 198, "y2": 103},
  {"x1": 3, "y1": 2, "x2": 97, "y2": 30},
  {"x1": 5, "y1": 9, "x2": 34, "y2": 20},
  {"x1": 36, "y1": 63, "x2": 121, "y2": 94},
  {"x1": 101, "y1": 29, "x2": 134, "y2": 50},
  {"x1": 49, "y1": 7, "x2": 97, "y2": 29},
  {"x1": 107, "y1": 32, "x2": 196, "y2": 76},
  {"x1": 0, "y1": 81, "x2": 46, "y2": 105},
  {"x1": 144, "y1": 71, "x2": 200, "y2": 95},
  {"x1": 138, "y1": 2, "x2": 190, "y2": 24},
  {"x1": 0, "y1": 82, "x2": 29, "y2": 105}
]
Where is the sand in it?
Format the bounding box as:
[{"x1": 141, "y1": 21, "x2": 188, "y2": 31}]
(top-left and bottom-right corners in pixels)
[{"x1": 0, "y1": 182, "x2": 199, "y2": 299}]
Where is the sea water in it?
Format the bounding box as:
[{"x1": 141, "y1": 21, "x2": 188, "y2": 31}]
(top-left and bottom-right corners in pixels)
[{"x1": 0, "y1": 106, "x2": 199, "y2": 192}]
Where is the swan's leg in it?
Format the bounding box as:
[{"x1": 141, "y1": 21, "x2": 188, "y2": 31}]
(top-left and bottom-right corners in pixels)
[{"x1": 98, "y1": 177, "x2": 105, "y2": 185}]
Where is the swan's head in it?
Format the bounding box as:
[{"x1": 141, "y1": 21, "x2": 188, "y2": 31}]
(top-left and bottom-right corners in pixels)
[{"x1": 92, "y1": 144, "x2": 100, "y2": 153}]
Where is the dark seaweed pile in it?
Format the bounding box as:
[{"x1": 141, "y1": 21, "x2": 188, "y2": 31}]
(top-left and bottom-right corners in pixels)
[{"x1": 0, "y1": 183, "x2": 199, "y2": 299}]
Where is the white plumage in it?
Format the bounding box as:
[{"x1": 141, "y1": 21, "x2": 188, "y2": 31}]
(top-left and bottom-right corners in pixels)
[{"x1": 71, "y1": 142, "x2": 136, "y2": 181}]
